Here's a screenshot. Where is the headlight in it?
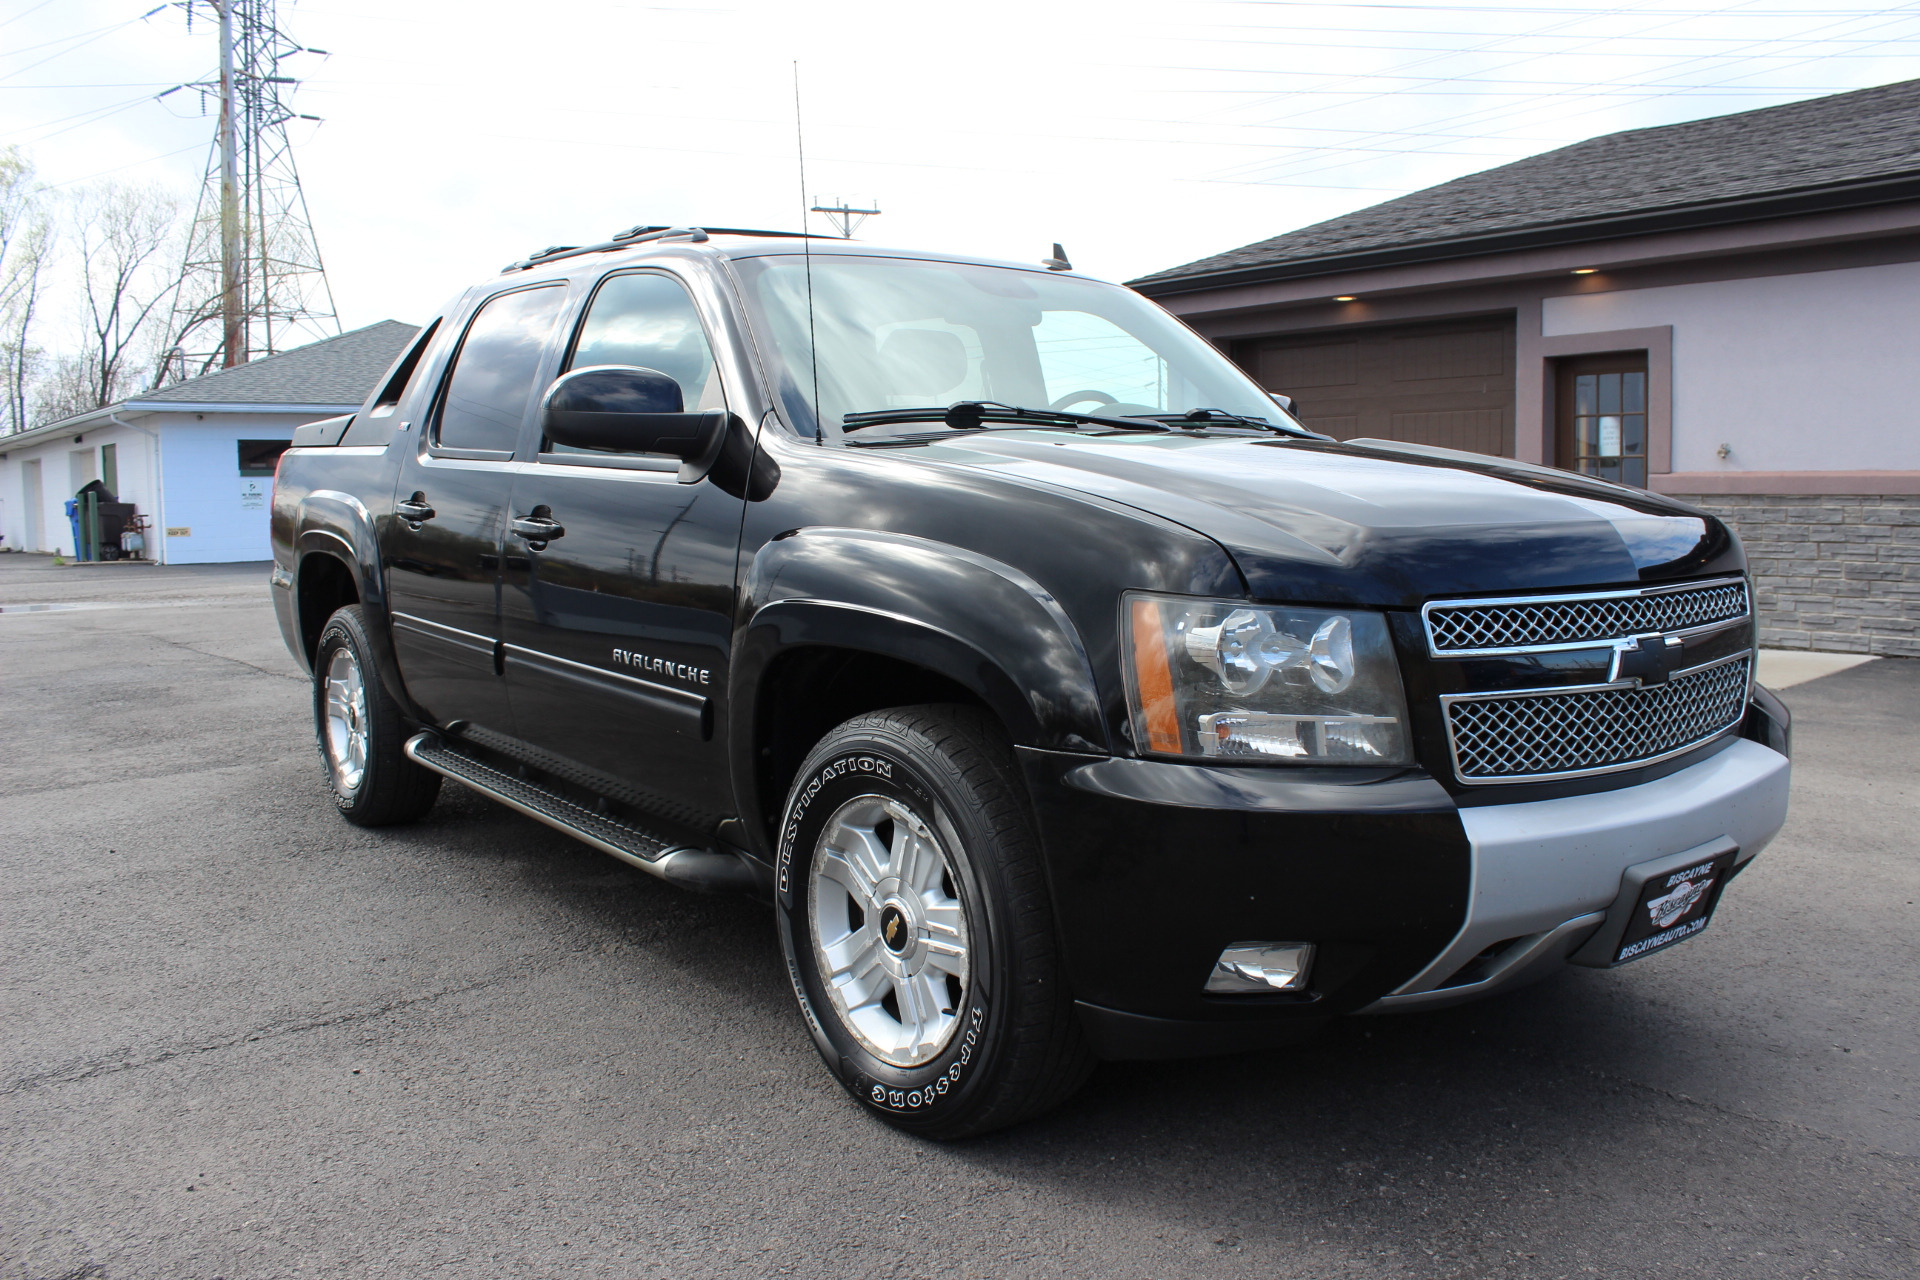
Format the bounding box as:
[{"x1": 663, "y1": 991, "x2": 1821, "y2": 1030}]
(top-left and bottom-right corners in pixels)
[{"x1": 1124, "y1": 593, "x2": 1412, "y2": 764}]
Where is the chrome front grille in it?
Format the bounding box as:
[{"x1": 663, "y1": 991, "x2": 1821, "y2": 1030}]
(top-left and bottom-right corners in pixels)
[
  {"x1": 1425, "y1": 578, "x2": 1749, "y2": 655},
  {"x1": 1443, "y1": 654, "x2": 1752, "y2": 784}
]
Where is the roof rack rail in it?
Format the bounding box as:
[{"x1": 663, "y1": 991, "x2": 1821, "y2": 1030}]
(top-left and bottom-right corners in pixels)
[
  {"x1": 502, "y1": 225, "x2": 837, "y2": 273},
  {"x1": 676, "y1": 226, "x2": 823, "y2": 240}
]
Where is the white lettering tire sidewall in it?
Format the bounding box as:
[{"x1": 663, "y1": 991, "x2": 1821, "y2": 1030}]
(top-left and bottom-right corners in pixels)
[{"x1": 775, "y1": 739, "x2": 1004, "y2": 1125}]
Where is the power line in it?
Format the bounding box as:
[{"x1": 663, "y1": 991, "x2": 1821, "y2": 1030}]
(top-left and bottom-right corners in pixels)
[
  {"x1": 1211, "y1": 1, "x2": 1920, "y2": 14},
  {"x1": 1178, "y1": 21, "x2": 1920, "y2": 43},
  {"x1": 0, "y1": 12, "x2": 157, "y2": 60},
  {"x1": 0, "y1": 88, "x2": 165, "y2": 143},
  {"x1": 1203, "y1": 0, "x2": 1920, "y2": 185},
  {"x1": 0, "y1": 6, "x2": 167, "y2": 82},
  {"x1": 0, "y1": 82, "x2": 183, "y2": 89},
  {"x1": 1191, "y1": 0, "x2": 1743, "y2": 154},
  {"x1": 1157, "y1": 37, "x2": 1920, "y2": 57},
  {"x1": 1120, "y1": 66, "x2": 1862, "y2": 87},
  {"x1": 1148, "y1": 84, "x2": 1853, "y2": 94},
  {"x1": 0, "y1": 0, "x2": 63, "y2": 31}
]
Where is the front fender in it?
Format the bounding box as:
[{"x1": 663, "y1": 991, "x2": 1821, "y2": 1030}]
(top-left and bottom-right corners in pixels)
[{"x1": 735, "y1": 526, "x2": 1108, "y2": 753}]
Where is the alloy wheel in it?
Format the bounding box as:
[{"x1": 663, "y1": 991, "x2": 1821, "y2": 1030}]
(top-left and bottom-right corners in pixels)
[
  {"x1": 322, "y1": 645, "x2": 371, "y2": 796},
  {"x1": 808, "y1": 795, "x2": 971, "y2": 1067}
]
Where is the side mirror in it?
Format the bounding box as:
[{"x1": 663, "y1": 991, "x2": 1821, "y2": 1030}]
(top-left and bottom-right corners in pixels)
[
  {"x1": 1268, "y1": 391, "x2": 1297, "y2": 415},
  {"x1": 541, "y1": 365, "x2": 729, "y2": 475}
]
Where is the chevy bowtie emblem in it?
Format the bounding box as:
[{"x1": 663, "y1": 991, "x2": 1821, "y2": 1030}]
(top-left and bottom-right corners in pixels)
[
  {"x1": 1609, "y1": 633, "x2": 1686, "y2": 686},
  {"x1": 879, "y1": 903, "x2": 910, "y2": 952}
]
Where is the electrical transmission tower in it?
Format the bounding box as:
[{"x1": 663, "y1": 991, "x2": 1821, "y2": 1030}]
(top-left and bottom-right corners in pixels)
[{"x1": 162, "y1": 0, "x2": 338, "y2": 380}]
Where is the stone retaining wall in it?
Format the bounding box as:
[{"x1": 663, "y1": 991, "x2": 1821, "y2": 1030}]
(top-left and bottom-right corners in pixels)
[{"x1": 1671, "y1": 494, "x2": 1920, "y2": 657}]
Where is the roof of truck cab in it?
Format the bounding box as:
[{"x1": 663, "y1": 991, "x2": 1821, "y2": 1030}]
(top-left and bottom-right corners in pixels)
[{"x1": 709, "y1": 238, "x2": 1068, "y2": 273}]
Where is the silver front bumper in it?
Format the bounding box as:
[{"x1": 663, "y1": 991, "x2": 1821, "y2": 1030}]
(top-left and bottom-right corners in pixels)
[{"x1": 1364, "y1": 737, "x2": 1791, "y2": 1013}]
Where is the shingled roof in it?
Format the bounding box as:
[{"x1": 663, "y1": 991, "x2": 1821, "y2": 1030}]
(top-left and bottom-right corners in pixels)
[
  {"x1": 1133, "y1": 77, "x2": 1920, "y2": 294},
  {"x1": 134, "y1": 320, "x2": 419, "y2": 407}
]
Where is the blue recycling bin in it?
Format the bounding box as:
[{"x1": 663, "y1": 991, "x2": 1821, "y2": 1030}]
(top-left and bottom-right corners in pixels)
[{"x1": 64, "y1": 499, "x2": 80, "y2": 559}]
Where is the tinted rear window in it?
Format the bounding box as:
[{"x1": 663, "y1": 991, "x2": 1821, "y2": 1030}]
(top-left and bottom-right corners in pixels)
[{"x1": 434, "y1": 286, "x2": 566, "y2": 452}]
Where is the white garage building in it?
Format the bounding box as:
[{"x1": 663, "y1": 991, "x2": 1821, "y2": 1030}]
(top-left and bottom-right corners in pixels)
[{"x1": 0, "y1": 321, "x2": 415, "y2": 564}]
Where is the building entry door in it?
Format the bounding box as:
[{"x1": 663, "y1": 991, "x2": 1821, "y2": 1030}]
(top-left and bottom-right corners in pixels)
[
  {"x1": 20, "y1": 459, "x2": 42, "y2": 551},
  {"x1": 1554, "y1": 352, "x2": 1649, "y2": 487}
]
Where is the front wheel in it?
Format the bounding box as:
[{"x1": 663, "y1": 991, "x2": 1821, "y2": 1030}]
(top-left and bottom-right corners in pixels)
[
  {"x1": 312, "y1": 604, "x2": 440, "y2": 826},
  {"x1": 776, "y1": 705, "x2": 1092, "y2": 1139}
]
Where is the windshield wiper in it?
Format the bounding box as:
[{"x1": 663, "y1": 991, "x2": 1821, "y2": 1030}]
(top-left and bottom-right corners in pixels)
[
  {"x1": 1141, "y1": 408, "x2": 1332, "y2": 440},
  {"x1": 842, "y1": 401, "x2": 1172, "y2": 435}
]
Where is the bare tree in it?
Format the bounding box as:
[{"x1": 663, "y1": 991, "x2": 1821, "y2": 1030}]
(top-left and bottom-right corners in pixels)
[
  {"x1": 0, "y1": 147, "x2": 51, "y2": 435},
  {"x1": 33, "y1": 181, "x2": 180, "y2": 424}
]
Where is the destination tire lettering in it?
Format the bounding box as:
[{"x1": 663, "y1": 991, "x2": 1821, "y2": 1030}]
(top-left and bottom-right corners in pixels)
[{"x1": 776, "y1": 753, "x2": 896, "y2": 895}]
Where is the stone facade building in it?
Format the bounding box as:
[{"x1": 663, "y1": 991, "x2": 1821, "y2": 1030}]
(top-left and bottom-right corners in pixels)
[{"x1": 1132, "y1": 78, "x2": 1920, "y2": 656}]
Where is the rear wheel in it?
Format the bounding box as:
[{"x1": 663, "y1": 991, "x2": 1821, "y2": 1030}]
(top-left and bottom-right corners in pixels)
[
  {"x1": 776, "y1": 705, "x2": 1093, "y2": 1139},
  {"x1": 312, "y1": 605, "x2": 440, "y2": 826}
]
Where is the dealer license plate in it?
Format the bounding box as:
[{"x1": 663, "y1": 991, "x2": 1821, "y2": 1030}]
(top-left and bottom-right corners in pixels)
[{"x1": 1611, "y1": 849, "x2": 1738, "y2": 965}]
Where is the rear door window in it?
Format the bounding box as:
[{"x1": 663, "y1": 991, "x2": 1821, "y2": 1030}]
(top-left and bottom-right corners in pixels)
[{"x1": 434, "y1": 285, "x2": 567, "y2": 453}]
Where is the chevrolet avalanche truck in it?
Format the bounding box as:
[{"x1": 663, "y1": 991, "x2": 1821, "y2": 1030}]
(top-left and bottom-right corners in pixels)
[{"x1": 271, "y1": 226, "x2": 1792, "y2": 1138}]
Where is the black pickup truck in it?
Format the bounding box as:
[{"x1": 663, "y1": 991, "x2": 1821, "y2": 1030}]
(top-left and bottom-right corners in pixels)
[{"x1": 271, "y1": 227, "x2": 1791, "y2": 1138}]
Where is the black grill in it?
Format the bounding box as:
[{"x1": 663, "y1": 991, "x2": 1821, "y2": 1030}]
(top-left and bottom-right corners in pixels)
[
  {"x1": 1427, "y1": 580, "x2": 1749, "y2": 653},
  {"x1": 1445, "y1": 655, "x2": 1752, "y2": 782}
]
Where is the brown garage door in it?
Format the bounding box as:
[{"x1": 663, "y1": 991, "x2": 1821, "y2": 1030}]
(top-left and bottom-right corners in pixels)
[{"x1": 1237, "y1": 315, "x2": 1516, "y2": 456}]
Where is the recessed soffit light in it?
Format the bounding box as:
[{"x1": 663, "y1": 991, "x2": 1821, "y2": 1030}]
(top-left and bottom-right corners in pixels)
[{"x1": 1571, "y1": 268, "x2": 1598, "y2": 275}]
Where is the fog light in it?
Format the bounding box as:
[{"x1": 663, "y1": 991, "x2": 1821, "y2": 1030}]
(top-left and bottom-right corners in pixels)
[{"x1": 1205, "y1": 943, "x2": 1315, "y2": 994}]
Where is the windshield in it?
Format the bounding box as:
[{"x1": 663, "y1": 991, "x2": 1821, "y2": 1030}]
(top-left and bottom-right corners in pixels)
[{"x1": 730, "y1": 254, "x2": 1290, "y2": 437}]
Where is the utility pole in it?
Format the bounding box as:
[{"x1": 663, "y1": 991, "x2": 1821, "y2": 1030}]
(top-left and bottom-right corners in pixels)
[
  {"x1": 216, "y1": 0, "x2": 244, "y2": 367},
  {"x1": 163, "y1": 0, "x2": 338, "y2": 382},
  {"x1": 808, "y1": 199, "x2": 880, "y2": 239}
]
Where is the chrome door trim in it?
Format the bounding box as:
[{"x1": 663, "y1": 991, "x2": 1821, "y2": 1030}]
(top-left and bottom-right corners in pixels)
[
  {"x1": 500, "y1": 642, "x2": 710, "y2": 713},
  {"x1": 391, "y1": 610, "x2": 494, "y2": 654}
]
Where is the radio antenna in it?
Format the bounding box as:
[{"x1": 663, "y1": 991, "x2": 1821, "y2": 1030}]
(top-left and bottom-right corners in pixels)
[{"x1": 793, "y1": 62, "x2": 821, "y2": 440}]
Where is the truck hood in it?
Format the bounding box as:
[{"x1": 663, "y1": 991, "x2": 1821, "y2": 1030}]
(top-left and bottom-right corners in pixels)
[{"x1": 915, "y1": 432, "x2": 1738, "y2": 606}]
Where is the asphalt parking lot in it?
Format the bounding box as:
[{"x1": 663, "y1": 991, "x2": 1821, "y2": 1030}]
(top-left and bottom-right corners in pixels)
[{"x1": 2, "y1": 555, "x2": 1915, "y2": 1280}]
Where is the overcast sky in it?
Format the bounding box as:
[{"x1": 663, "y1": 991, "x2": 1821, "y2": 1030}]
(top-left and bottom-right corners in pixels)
[{"x1": 6, "y1": 0, "x2": 1920, "y2": 342}]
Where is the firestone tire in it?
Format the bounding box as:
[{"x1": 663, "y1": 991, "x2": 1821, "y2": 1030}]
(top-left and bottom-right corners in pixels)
[
  {"x1": 312, "y1": 604, "x2": 441, "y2": 827},
  {"x1": 775, "y1": 705, "x2": 1093, "y2": 1139}
]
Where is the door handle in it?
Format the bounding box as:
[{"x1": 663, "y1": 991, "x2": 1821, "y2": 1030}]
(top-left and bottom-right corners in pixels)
[
  {"x1": 510, "y1": 511, "x2": 565, "y2": 543},
  {"x1": 395, "y1": 493, "x2": 436, "y2": 524}
]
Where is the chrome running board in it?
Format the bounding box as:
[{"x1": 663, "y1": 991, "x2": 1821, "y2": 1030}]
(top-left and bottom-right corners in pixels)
[{"x1": 404, "y1": 731, "x2": 760, "y2": 896}]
